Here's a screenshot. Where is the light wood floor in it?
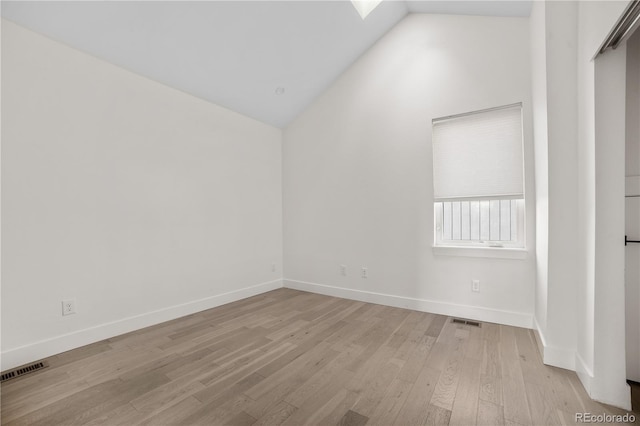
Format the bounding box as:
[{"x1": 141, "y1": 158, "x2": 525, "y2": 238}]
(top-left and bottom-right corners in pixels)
[{"x1": 1, "y1": 289, "x2": 637, "y2": 425}]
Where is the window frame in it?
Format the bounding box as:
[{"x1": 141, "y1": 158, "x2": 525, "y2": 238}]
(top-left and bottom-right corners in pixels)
[
  {"x1": 431, "y1": 103, "x2": 527, "y2": 254},
  {"x1": 433, "y1": 198, "x2": 525, "y2": 249}
]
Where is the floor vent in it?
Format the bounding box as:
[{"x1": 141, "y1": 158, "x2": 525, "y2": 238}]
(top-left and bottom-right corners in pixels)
[
  {"x1": 1, "y1": 361, "x2": 48, "y2": 383},
  {"x1": 452, "y1": 318, "x2": 481, "y2": 327}
]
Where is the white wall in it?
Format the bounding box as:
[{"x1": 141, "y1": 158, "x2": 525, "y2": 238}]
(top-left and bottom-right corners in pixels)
[
  {"x1": 627, "y1": 31, "x2": 640, "y2": 178},
  {"x1": 283, "y1": 13, "x2": 535, "y2": 327},
  {"x1": 529, "y1": 0, "x2": 549, "y2": 342},
  {"x1": 1, "y1": 20, "x2": 283, "y2": 370},
  {"x1": 625, "y1": 30, "x2": 640, "y2": 383},
  {"x1": 576, "y1": 1, "x2": 599, "y2": 387},
  {"x1": 575, "y1": 0, "x2": 631, "y2": 409},
  {"x1": 529, "y1": 1, "x2": 632, "y2": 409},
  {"x1": 543, "y1": 0, "x2": 581, "y2": 369},
  {"x1": 529, "y1": 1, "x2": 580, "y2": 370},
  {"x1": 593, "y1": 44, "x2": 628, "y2": 408}
]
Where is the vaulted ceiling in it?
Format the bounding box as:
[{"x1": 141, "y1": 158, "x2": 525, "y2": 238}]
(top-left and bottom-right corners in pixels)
[{"x1": 1, "y1": 1, "x2": 532, "y2": 128}]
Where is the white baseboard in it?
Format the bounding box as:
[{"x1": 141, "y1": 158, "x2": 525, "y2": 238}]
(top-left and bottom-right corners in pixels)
[
  {"x1": 591, "y1": 382, "x2": 632, "y2": 411},
  {"x1": 1, "y1": 279, "x2": 283, "y2": 371},
  {"x1": 542, "y1": 343, "x2": 576, "y2": 371},
  {"x1": 576, "y1": 353, "x2": 632, "y2": 411},
  {"x1": 575, "y1": 351, "x2": 594, "y2": 395},
  {"x1": 533, "y1": 316, "x2": 576, "y2": 370},
  {"x1": 284, "y1": 279, "x2": 533, "y2": 329}
]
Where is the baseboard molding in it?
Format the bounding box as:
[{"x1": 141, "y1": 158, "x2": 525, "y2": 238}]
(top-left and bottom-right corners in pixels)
[
  {"x1": 1, "y1": 279, "x2": 283, "y2": 371},
  {"x1": 283, "y1": 279, "x2": 533, "y2": 329},
  {"x1": 591, "y1": 381, "x2": 632, "y2": 411},
  {"x1": 575, "y1": 349, "x2": 632, "y2": 410},
  {"x1": 531, "y1": 320, "x2": 545, "y2": 359},
  {"x1": 533, "y1": 317, "x2": 576, "y2": 370},
  {"x1": 576, "y1": 352, "x2": 594, "y2": 396},
  {"x1": 577, "y1": 354, "x2": 632, "y2": 410}
]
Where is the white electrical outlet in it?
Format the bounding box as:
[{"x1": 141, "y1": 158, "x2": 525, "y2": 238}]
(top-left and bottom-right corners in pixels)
[
  {"x1": 361, "y1": 267, "x2": 368, "y2": 278},
  {"x1": 472, "y1": 280, "x2": 480, "y2": 292},
  {"x1": 340, "y1": 265, "x2": 347, "y2": 276},
  {"x1": 62, "y1": 299, "x2": 76, "y2": 316},
  {"x1": 271, "y1": 263, "x2": 276, "y2": 272}
]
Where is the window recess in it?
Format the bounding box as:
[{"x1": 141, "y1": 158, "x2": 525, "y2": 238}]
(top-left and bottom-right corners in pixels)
[{"x1": 432, "y1": 103, "x2": 525, "y2": 248}]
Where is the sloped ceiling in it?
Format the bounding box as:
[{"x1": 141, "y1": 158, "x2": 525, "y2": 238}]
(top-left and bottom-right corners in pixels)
[{"x1": 1, "y1": 1, "x2": 531, "y2": 128}]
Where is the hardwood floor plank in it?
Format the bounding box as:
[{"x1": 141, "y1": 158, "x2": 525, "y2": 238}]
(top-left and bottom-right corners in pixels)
[
  {"x1": 137, "y1": 396, "x2": 203, "y2": 426},
  {"x1": 129, "y1": 373, "x2": 206, "y2": 414},
  {"x1": 245, "y1": 342, "x2": 339, "y2": 401},
  {"x1": 499, "y1": 326, "x2": 533, "y2": 426},
  {"x1": 324, "y1": 319, "x2": 373, "y2": 351},
  {"x1": 315, "y1": 389, "x2": 360, "y2": 425},
  {"x1": 1, "y1": 375, "x2": 90, "y2": 423},
  {"x1": 196, "y1": 341, "x2": 296, "y2": 396},
  {"x1": 2, "y1": 289, "x2": 631, "y2": 426},
  {"x1": 48, "y1": 341, "x2": 114, "y2": 369},
  {"x1": 338, "y1": 409, "x2": 370, "y2": 426},
  {"x1": 524, "y1": 381, "x2": 562, "y2": 425},
  {"x1": 425, "y1": 403, "x2": 453, "y2": 426},
  {"x1": 479, "y1": 374, "x2": 503, "y2": 406},
  {"x1": 481, "y1": 337, "x2": 502, "y2": 378},
  {"x1": 83, "y1": 402, "x2": 144, "y2": 426},
  {"x1": 242, "y1": 343, "x2": 345, "y2": 419},
  {"x1": 477, "y1": 399, "x2": 505, "y2": 426},
  {"x1": 464, "y1": 324, "x2": 484, "y2": 362},
  {"x1": 252, "y1": 400, "x2": 298, "y2": 426},
  {"x1": 283, "y1": 343, "x2": 363, "y2": 408},
  {"x1": 6, "y1": 372, "x2": 170, "y2": 426},
  {"x1": 423, "y1": 341, "x2": 453, "y2": 372},
  {"x1": 164, "y1": 347, "x2": 229, "y2": 381},
  {"x1": 430, "y1": 338, "x2": 466, "y2": 411},
  {"x1": 449, "y1": 357, "x2": 482, "y2": 425},
  {"x1": 243, "y1": 382, "x2": 293, "y2": 420},
  {"x1": 425, "y1": 314, "x2": 448, "y2": 338},
  {"x1": 266, "y1": 319, "x2": 310, "y2": 341},
  {"x1": 367, "y1": 378, "x2": 413, "y2": 426},
  {"x1": 385, "y1": 311, "x2": 427, "y2": 350},
  {"x1": 397, "y1": 334, "x2": 436, "y2": 383},
  {"x1": 280, "y1": 374, "x2": 353, "y2": 426},
  {"x1": 195, "y1": 371, "x2": 265, "y2": 407},
  {"x1": 394, "y1": 366, "x2": 442, "y2": 425},
  {"x1": 350, "y1": 358, "x2": 403, "y2": 416},
  {"x1": 182, "y1": 390, "x2": 256, "y2": 425},
  {"x1": 226, "y1": 410, "x2": 257, "y2": 426}
]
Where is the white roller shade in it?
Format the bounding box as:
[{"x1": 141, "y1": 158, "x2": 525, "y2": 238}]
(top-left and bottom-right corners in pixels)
[{"x1": 432, "y1": 104, "x2": 524, "y2": 201}]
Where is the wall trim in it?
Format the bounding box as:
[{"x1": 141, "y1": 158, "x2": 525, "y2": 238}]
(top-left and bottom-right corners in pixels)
[
  {"x1": 1, "y1": 279, "x2": 283, "y2": 371},
  {"x1": 591, "y1": 380, "x2": 632, "y2": 411},
  {"x1": 284, "y1": 279, "x2": 533, "y2": 329},
  {"x1": 531, "y1": 317, "x2": 545, "y2": 359},
  {"x1": 576, "y1": 351, "x2": 594, "y2": 396},
  {"x1": 534, "y1": 316, "x2": 576, "y2": 370}
]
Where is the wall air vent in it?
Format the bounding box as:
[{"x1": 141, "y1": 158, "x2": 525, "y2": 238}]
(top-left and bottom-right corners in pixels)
[
  {"x1": 452, "y1": 318, "x2": 481, "y2": 327},
  {"x1": 1, "y1": 361, "x2": 48, "y2": 383}
]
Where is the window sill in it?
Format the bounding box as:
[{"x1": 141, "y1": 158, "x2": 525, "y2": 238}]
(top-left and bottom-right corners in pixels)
[{"x1": 432, "y1": 245, "x2": 528, "y2": 260}]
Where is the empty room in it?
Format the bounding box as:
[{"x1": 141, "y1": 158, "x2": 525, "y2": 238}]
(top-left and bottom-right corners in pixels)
[{"x1": 1, "y1": 0, "x2": 640, "y2": 425}]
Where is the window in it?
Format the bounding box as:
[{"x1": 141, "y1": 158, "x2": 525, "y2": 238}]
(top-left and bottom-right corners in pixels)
[{"x1": 432, "y1": 103, "x2": 525, "y2": 248}]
